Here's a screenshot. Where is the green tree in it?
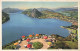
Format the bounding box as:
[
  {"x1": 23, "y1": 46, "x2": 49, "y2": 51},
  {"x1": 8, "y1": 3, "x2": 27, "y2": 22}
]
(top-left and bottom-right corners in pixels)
[{"x1": 33, "y1": 42, "x2": 43, "y2": 49}]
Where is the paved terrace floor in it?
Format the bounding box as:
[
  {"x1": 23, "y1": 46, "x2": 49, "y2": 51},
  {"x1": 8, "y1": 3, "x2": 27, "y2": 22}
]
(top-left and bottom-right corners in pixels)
[{"x1": 19, "y1": 38, "x2": 54, "y2": 49}]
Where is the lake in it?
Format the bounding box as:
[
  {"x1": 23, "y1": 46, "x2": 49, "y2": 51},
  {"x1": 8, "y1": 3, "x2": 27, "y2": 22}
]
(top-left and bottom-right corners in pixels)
[{"x1": 2, "y1": 12, "x2": 72, "y2": 46}]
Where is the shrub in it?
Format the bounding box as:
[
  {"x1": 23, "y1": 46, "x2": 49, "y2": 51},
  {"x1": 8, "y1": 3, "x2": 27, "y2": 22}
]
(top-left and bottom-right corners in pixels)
[
  {"x1": 55, "y1": 41, "x2": 70, "y2": 49},
  {"x1": 33, "y1": 42, "x2": 43, "y2": 49},
  {"x1": 4, "y1": 45, "x2": 16, "y2": 49}
]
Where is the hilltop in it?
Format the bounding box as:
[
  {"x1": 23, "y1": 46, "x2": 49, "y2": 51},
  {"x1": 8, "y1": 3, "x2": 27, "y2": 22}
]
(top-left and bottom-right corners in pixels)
[
  {"x1": 31, "y1": 8, "x2": 42, "y2": 18},
  {"x1": 2, "y1": 12, "x2": 10, "y2": 23},
  {"x1": 2, "y1": 8, "x2": 22, "y2": 13}
]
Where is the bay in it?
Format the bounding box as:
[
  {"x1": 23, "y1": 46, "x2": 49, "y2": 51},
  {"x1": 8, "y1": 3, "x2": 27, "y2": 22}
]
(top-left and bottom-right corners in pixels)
[{"x1": 2, "y1": 12, "x2": 72, "y2": 46}]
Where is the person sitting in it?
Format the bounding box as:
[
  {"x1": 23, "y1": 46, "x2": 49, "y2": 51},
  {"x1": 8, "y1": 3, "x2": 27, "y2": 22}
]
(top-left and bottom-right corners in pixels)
[
  {"x1": 18, "y1": 40, "x2": 21, "y2": 44},
  {"x1": 24, "y1": 45, "x2": 27, "y2": 48},
  {"x1": 35, "y1": 37, "x2": 39, "y2": 39}
]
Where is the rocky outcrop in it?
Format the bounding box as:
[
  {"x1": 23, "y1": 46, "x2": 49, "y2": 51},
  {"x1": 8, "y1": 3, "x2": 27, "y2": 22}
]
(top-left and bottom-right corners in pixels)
[{"x1": 31, "y1": 8, "x2": 42, "y2": 18}]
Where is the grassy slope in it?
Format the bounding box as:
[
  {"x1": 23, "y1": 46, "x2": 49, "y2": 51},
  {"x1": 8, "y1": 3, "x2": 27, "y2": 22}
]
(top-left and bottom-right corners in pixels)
[
  {"x1": 39, "y1": 10, "x2": 66, "y2": 18},
  {"x1": 22, "y1": 10, "x2": 78, "y2": 24},
  {"x1": 64, "y1": 41, "x2": 78, "y2": 49},
  {"x1": 67, "y1": 28, "x2": 77, "y2": 34},
  {"x1": 60, "y1": 10, "x2": 78, "y2": 20}
]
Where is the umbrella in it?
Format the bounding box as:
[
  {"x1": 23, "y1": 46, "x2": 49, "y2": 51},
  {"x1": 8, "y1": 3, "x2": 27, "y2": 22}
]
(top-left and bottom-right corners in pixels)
[
  {"x1": 14, "y1": 42, "x2": 19, "y2": 45},
  {"x1": 47, "y1": 42, "x2": 52, "y2": 45},
  {"x1": 27, "y1": 44, "x2": 32, "y2": 48},
  {"x1": 44, "y1": 36, "x2": 48, "y2": 39},
  {"x1": 35, "y1": 34, "x2": 39, "y2": 36},
  {"x1": 29, "y1": 35, "x2": 32, "y2": 37},
  {"x1": 26, "y1": 39, "x2": 30, "y2": 42},
  {"x1": 22, "y1": 36, "x2": 25, "y2": 38}
]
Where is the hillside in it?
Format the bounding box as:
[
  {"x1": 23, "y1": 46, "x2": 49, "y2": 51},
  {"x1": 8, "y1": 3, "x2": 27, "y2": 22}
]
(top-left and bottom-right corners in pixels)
[
  {"x1": 36, "y1": 8, "x2": 54, "y2": 12},
  {"x1": 22, "y1": 8, "x2": 42, "y2": 18},
  {"x1": 39, "y1": 10, "x2": 64, "y2": 18},
  {"x1": 31, "y1": 8, "x2": 42, "y2": 18},
  {"x1": 2, "y1": 12, "x2": 10, "y2": 23},
  {"x1": 53, "y1": 7, "x2": 78, "y2": 20},
  {"x1": 40, "y1": 10, "x2": 78, "y2": 25},
  {"x1": 22, "y1": 8, "x2": 78, "y2": 25},
  {"x1": 2, "y1": 8, "x2": 22, "y2": 13},
  {"x1": 60, "y1": 10, "x2": 78, "y2": 20},
  {"x1": 54, "y1": 7, "x2": 78, "y2": 12}
]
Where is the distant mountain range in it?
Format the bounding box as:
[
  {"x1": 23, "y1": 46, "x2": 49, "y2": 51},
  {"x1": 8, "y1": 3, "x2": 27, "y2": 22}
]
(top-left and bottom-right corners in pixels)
[
  {"x1": 2, "y1": 8, "x2": 23, "y2": 13},
  {"x1": 3, "y1": 7, "x2": 78, "y2": 13},
  {"x1": 23, "y1": 7, "x2": 78, "y2": 13},
  {"x1": 53, "y1": 7, "x2": 78, "y2": 12},
  {"x1": 36, "y1": 7, "x2": 78, "y2": 12},
  {"x1": 23, "y1": 8, "x2": 54, "y2": 12},
  {"x1": 36, "y1": 8, "x2": 54, "y2": 12}
]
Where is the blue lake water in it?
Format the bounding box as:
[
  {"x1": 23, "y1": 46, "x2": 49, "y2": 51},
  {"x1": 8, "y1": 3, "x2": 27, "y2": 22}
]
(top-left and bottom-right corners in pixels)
[{"x1": 2, "y1": 12, "x2": 72, "y2": 46}]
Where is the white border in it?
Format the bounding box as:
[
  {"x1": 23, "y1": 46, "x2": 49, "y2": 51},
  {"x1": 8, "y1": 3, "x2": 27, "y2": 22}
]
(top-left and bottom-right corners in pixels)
[{"x1": 0, "y1": 0, "x2": 80, "y2": 51}]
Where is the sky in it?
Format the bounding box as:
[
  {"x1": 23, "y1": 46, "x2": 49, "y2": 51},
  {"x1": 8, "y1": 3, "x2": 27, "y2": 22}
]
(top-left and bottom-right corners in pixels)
[{"x1": 2, "y1": 2, "x2": 78, "y2": 10}]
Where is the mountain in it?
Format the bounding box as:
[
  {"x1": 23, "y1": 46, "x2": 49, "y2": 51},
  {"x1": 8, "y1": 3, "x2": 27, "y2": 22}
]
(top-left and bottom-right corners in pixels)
[
  {"x1": 55, "y1": 7, "x2": 78, "y2": 20},
  {"x1": 2, "y1": 12, "x2": 10, "y2": 23},
  {"x1": 39, "y1": 10, "x2": 64, "y2": 18},
  {"x1": 22, "y1": 8, "x2": 42, "y2": 18},
  {"x1": 36, "y1": 8, "x2": 54, "y2": 12},
  {"x1": 60, "y1": 10, "x2": 78, "y2": 20},
  {"x1": 31, "y1": 8, "x2": 42, "y2": 18},
  {"x1": 2, "y1": 8, "x2": 22, "y2": 13},
  {"x1": 22, "y1": 9, "x2": 32, "y2": 15},
  {"x1": 54, "y1": 7, "x2": 78, "y2": 12},
  {"x1": 23, "y1": 8, "x2": 54, "y2": 13},
  {"x1": 22, "y1": 8, "x2": 78, "y2": 21}
]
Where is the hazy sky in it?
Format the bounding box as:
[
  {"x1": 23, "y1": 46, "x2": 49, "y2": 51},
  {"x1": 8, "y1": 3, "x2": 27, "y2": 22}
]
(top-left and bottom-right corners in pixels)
[{"x1": 2, "y1": 2, "x2": 78, "y2": 10}]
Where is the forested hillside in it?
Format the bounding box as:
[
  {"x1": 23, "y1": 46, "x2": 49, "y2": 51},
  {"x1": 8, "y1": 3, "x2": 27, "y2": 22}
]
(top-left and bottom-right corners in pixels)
[{"x1": 2, "y1": 12, "x2": 10, "y2": 23}]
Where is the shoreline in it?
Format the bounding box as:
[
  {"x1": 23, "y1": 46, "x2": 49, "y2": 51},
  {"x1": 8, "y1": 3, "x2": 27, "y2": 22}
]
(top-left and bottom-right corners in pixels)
[
  {"x1": 2, "y1": 12, "x2": 78, "y2": 49},
  {"x1": 25, "y1": 13, "x2": 78, "y2": 26},
  {"x1": 2, "y1": 17, "x2": 78, "y2": 47},
  {"x1": 38, "y1": 17, "x2": 78, "y2": 26},
  {"x1": 2, "y1": 32, "x2": 78, "y2": 49}
]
